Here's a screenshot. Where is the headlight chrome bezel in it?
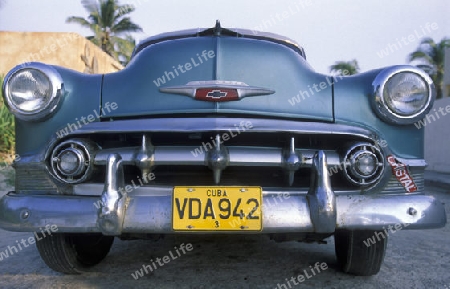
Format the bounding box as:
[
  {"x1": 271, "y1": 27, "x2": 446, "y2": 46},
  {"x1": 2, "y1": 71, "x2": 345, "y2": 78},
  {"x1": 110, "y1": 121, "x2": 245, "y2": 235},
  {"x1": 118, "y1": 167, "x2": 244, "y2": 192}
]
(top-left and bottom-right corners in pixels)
[
  {"x1": 371, "y1": 66, "x2": 435, "y2": 125},
  {"x1": 343, "y1": 142, "x2": 385, "y2": 186},
  {"x1": 2, "y1": 62, "x2": 65, "y2": 121},
  {"x1": 50, "y1": 139, "x2": 97, "y2": 184}
]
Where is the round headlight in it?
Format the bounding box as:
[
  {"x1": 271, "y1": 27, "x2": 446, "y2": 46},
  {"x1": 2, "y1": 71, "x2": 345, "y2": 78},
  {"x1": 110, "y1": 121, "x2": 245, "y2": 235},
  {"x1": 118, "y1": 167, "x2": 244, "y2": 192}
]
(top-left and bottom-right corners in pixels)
[
  {"x1": 2, "y1": 63, "x2": 64, "y2": 121},
  {"x1": 383, "y1": 72, "x2": 429, "y2": 116},
  {"x1": 372, "y1": 66, "x2": 435, "y2": 125}
]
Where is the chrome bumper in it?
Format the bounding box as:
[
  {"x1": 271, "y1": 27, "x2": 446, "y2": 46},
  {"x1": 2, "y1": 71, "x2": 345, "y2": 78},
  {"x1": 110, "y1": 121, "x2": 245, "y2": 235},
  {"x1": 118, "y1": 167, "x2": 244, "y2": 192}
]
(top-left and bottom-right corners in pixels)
[{"x1": 0, "y1": 151, "x2": 446, "y2": 234}]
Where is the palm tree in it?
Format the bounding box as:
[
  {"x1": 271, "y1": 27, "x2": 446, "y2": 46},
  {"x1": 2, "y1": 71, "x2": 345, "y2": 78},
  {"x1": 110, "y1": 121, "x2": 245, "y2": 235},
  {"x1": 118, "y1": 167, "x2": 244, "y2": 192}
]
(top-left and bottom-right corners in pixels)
[
  {"x1": 408, "y1": 37, "x2": 450, "y2": 99},
  {"x1": 329, "y1": 59, "x2": 360, "y2": 76},
  {"x1": 115, "y1": 35, "x2": 136, "y2": 66},
  {"x1": 67, "y1": 0, "x2": 142, "y2": 64}
]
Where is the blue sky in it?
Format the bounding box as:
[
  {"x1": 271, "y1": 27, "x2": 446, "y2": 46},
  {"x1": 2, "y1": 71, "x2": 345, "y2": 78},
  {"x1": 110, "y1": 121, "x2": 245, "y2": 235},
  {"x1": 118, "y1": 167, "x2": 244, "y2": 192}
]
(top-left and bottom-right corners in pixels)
[{"x1": 0, "y1": 0, "x2": 449, "y2": 74}]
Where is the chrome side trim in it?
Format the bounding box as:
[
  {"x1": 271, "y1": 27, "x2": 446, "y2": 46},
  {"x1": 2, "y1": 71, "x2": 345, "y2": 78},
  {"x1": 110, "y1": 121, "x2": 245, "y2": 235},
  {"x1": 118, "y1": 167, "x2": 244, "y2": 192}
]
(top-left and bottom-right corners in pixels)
[
  {"x1": 306, "y1": 151, "x2": 336, "y2": 233},
  {"x1": 396, "y1": 158, "x2": 427, "y2": 168},
  {"x1": 97, "y1": 154, "x2": 126, "y2": 236}
]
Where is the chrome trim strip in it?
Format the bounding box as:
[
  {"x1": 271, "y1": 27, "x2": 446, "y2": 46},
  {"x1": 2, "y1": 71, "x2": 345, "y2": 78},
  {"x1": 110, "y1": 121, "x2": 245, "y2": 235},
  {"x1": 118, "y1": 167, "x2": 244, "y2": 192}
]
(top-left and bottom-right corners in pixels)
[
  {"x1": 396, "y1": 158, "x2": 427, "y2": 168},
  {"x1": 132, "y1": 26, "x2": 306, "y2": 59},
  {"x1": 73, "y1": 184, "x2": 173, "y2": 196},
  {"x1": 227, "y1": 147, "x2": 284, "y2": 166},
  {"x1": 66, "y1": 117, "x2": 376, "y2": 139}
]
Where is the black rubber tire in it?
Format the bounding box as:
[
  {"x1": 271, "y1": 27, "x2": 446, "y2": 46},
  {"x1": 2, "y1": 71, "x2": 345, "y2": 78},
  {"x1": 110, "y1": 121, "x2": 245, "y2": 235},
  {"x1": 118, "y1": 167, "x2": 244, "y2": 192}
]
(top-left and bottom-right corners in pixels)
[
  {"x1": 35, "y1": 233, "x2": 114, "y2": 274},
  {"x1": 334, "y1": 230, "x2": 387, "y2": 276}
]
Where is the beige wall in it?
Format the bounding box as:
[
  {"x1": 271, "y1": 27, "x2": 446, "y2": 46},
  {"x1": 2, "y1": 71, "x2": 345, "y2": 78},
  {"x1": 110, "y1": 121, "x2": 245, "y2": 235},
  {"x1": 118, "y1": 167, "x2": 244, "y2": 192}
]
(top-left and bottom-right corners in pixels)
[
  {"x1": 0, "y1": 31, "x2": 123, "y2": 75},
  {"x1": 424, "y1": 96, "x2": 450, "y2": 173}
]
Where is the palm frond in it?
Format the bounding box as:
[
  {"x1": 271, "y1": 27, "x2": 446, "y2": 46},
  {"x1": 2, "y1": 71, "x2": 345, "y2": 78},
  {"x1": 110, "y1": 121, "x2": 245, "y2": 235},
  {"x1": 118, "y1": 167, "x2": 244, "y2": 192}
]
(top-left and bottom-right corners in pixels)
[
  {"x1": 111, "y1": 35, "x2": 135, "y2": 65},
  {"x1": 88, "y1": 12, "x2": 102, "y2": 26},
  {"x1": 65, "y1": 16, "x2": 91, "y2": 27},
  {"x1": 415, "y1": 64, "x2": 434, "y2": 74},
  {"x1": 408, "y1": 51, "x2": 433, "y2": 64},
  {"x1": 438, "y1": 38, "x2": 450, "y2": 49},
  {"x1": 111, "y1": 17, "x2": 143, "y2": 34},
  {"x1": 100, "y1": 0, "x2": 116, "y2": 28},
  {"x1": 68, "y1": 0, "x2": 143, "y2": 64},
  {"x1": 409, "y1": 37, "x2": 450, "y2": 98},
  {"x1": 419, "y1": 37, "x2": 436, "y2": 47},
  {"x1": 329, "y1": 60, "x2": 360, "y2": 76},
  {"x1": 81, "y1": 0, "x2": 100, "y2": 14},
  {"x1": 114, "y1": 3, "x2": 135, "y2": 20}
]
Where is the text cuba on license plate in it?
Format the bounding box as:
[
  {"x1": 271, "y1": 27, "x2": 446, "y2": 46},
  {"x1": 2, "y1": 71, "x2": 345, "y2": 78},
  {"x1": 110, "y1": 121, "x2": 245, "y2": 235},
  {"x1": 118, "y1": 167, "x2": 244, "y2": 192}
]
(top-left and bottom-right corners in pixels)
[{"x1": 172, "y1": 187, "x2": 262, "y2": 231}]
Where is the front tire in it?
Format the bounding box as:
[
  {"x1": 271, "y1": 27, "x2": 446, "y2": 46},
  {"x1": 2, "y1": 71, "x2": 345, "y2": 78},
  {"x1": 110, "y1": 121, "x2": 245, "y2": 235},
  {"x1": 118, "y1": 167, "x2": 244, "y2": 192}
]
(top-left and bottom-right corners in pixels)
[
  {"x1": 35, "y1": 233, "x2": 114, "y2": 274},
  {"x1": 334, "y1": 230, "x2": 387, "y2": 276}
]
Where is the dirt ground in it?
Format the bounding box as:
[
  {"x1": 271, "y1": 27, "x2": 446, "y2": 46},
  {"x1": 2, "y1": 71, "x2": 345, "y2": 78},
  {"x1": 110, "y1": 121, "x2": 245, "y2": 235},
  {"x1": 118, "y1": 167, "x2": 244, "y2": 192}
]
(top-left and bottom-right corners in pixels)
[{"x1": 0, "y1": 169, "x2": 448, "y2": 289}]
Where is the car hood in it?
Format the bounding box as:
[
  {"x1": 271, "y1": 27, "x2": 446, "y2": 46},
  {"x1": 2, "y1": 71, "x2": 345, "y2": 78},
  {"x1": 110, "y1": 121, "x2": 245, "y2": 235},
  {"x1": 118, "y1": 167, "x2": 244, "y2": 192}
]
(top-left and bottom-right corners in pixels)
[{"x1": 102, "y1": 25, "x2": 333, "y2": 122}]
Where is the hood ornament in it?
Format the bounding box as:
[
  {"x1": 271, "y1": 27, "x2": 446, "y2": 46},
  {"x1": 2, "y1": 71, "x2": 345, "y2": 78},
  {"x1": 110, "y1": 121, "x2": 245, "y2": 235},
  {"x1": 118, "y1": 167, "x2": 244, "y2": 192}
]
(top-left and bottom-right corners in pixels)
[{"x1": 160, "y1": 80, "x2": 275, "y2": 102}]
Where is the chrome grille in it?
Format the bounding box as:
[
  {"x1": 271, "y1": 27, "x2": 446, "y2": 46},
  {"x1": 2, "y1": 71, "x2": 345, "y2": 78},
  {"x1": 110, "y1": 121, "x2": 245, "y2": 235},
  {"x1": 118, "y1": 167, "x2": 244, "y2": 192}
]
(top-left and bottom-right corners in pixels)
[
  {"x1": 41, "y1": 118, "x2": 425, "y2": 194},
  {"x1": 15, "y1": 163, "x2": 57, "y2": 193},
  {"x1": 384, "y1": 169, "x2": 425, "y2": 194}
]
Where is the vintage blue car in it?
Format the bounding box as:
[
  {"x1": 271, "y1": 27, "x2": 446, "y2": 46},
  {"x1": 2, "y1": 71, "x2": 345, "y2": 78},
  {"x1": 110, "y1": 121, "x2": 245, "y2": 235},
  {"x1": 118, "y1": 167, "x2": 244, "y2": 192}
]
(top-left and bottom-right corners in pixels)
[{"x1": 0, "y1": 21, "x2": 446, "y2": 275}]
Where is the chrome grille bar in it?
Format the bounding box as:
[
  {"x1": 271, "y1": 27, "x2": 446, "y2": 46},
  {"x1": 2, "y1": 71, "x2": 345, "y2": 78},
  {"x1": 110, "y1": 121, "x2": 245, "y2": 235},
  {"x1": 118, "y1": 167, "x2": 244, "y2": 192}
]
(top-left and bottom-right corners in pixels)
[
  {"x1": 94, "y1": 135, "x2": 341, "y2": 185},
  {"x1": 91, "y1": 140, "x2": 426, "y2": 191},
  {"x1": 94, "y1": 146, "x2": 340, "y2": 167}
]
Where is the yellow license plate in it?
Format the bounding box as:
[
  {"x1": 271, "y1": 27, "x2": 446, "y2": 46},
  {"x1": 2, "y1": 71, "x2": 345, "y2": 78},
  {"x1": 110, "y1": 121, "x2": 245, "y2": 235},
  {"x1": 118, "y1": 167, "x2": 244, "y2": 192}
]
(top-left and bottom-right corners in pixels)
[{"x1": 172, "y1": 186, "x2": 262, "y2": 231}]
